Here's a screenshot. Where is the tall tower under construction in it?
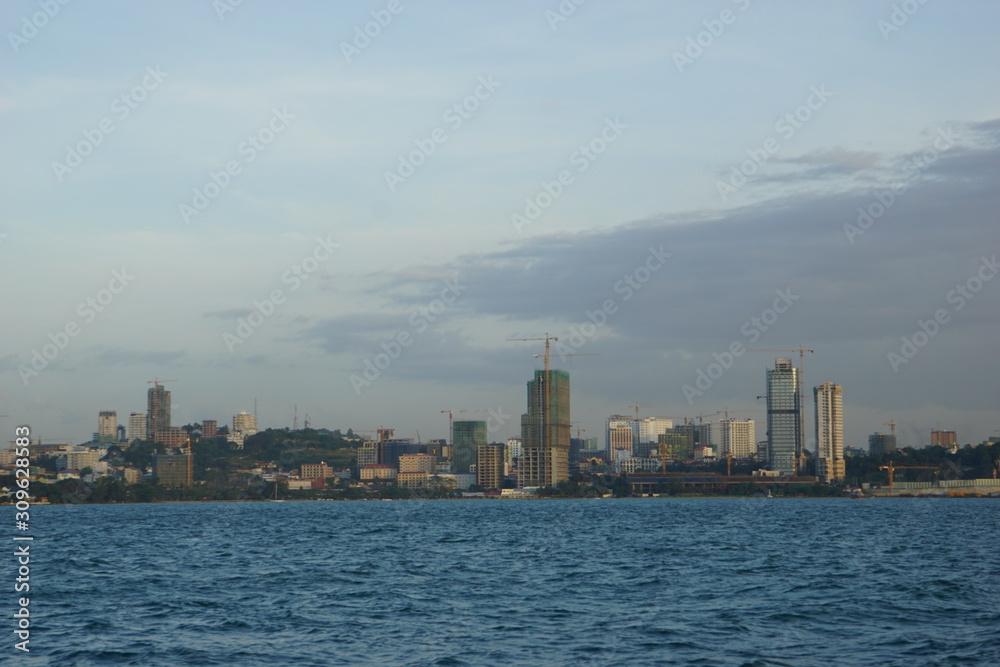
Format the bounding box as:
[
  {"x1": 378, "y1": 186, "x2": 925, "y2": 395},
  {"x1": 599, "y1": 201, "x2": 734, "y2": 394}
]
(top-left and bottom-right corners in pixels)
[
  {"x1": 520, "y1": 369, "x2": 570, "y2": 487},
  {"x1": 147, "y1": 382, "x2": 171, "y2": 441}
]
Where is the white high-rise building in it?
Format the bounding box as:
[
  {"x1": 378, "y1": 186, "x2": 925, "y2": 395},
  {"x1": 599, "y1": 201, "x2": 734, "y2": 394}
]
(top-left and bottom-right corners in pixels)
[
  {"x1": 229, "y1": 410, "x2": 258, "y2": 449},
  {"x1": 506, "y1": 437, "x2": 522, "y2": 459},
  {"x1": 606, "y1": 415, "x2": 635, "y2": 460},
  {"x1": 637, "y1": 417, "x2": 673, "y2": 446},
  {"x1": 814, "y1": 383, "x2": 844, "y2": 483},
  {"x1": 128, "y1": 412, "x2": 146, "y2": 442},
  {"x1": 717, "y1": 419, "x2": 756, "y2": 458},
  {"x1": 233, "y1": 410, "x2": 256, "y2": 433}
]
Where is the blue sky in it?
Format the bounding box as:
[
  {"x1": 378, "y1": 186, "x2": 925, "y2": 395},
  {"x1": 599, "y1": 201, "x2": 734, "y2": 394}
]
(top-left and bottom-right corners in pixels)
[{"x1": 2, "y1": 0, "x2": 999, "y2": 450}]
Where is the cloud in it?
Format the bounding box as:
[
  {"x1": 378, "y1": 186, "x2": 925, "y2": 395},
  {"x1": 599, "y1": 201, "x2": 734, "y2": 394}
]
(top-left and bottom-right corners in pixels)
[{"x1": 295, "y1": 119, "x2": 1000, "y2": 416}]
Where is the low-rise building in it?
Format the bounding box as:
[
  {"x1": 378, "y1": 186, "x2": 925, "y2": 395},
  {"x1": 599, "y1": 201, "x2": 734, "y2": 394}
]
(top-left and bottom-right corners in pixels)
[
  {"x1": 153, "y1": 454, "x2": 192, "y2": 487},
  {"x1": 398, "y1": 454, "x2": 436, "y2": 474},
  {"x1": 398, "y1": 471, "x2": 429, "y2": 488},
  {"x1": 300, "y1": 461, "x2": 334, "y2": 481},
  {"x1": 360, "y1": 464, "x2": 397, "y2": 482}
]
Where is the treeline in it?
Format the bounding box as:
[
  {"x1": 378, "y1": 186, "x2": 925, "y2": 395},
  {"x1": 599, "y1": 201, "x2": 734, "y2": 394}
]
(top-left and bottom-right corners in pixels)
[{"x1": 845, "y1": 442, "x2": 1000, "y2": 485}]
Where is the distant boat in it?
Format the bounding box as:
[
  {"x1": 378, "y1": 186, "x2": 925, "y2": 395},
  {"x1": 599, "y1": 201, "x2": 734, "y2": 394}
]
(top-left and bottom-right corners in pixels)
[{"x1": 269, "y1": 482, "x2": 284, "y2": 502}]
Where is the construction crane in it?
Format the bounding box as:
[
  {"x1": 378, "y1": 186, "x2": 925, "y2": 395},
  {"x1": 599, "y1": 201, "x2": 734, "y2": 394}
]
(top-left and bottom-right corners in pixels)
[
  {"x1": 883, "y1": 420, "x2": 896, "y2": 435},
  {"x1": 626, "y1": 404, "x2": 674, "y2": 420},
  {"x1": 509, "y1": 334, "x2": 597, "y2": 450},
  {"x1": 722, "y1": 408, "x2": 766, "y2": 420},
  {"x1": 878, "y1": 462, "x2": 939, "y2": 490}
]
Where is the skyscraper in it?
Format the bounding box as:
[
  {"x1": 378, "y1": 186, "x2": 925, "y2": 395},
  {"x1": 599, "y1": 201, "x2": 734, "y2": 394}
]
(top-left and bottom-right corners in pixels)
[
  {"x1": 814, "y1": 383, "x2": 844, "y2": 483},
  {"x1": 520, "y1": 369, "x2": 570, "y2": 487},
  {"x1": 767, "y1": 357, "x2": 801, "y2": 475},
  {"x1": 97, "y1": 411, "x2": 117, "y2": 443},
  {"x1": 452, "y1": 420, "x2": 487, "y2": 474},
  {"x1": 147, "y1": 383, "x2": 171, "y2": 440}
]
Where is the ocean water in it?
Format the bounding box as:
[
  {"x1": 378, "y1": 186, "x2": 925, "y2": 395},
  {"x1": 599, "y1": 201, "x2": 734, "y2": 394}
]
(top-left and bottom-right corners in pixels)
[{"x1": 11, "y1": 498, "x2": 1000, "y2": 666}]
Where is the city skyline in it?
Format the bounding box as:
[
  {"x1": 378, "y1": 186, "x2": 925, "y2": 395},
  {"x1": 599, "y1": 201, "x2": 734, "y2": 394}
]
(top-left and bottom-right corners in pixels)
[{"x1": 3, "y1": 1, "x2": 998, "y2": 452}]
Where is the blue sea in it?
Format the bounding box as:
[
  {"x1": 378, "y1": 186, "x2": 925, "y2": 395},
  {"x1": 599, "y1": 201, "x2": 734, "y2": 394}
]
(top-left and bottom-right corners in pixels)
[{"x1": 9, "y1": 498, "x2": 1000, "y2": 666}]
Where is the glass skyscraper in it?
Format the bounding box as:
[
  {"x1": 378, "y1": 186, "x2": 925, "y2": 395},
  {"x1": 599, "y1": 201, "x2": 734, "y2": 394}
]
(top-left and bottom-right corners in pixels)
[{"x1": 766, "y1": 357, "x2": 801, "y2": 475}]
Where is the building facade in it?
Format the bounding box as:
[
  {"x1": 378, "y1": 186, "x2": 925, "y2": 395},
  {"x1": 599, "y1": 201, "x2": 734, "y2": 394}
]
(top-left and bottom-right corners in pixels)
[
  {"x1": 128, "y1": 412, "x2": 146, "y2": 442},
  {"x1": 657, "y1": 427, "x2": 695, "y2": 461},
  {"x1": 98, "y1": 411, "x2": 117, "y2": 443},
  {"x1": 201, "y1": 419, "x2": 218, "y2": 439},
  {"x1": 452, "y1": 421, "x2": 488, "y2": 475},
  {"x1": 146, "y1": 383, "x2": 171, "y2": 440},
  {"x1": 766, "y1": 357, "x2": 801, "y2": 475},
  {"x1": 153, "y1": 453, "x2": 191, "y2": 487},
  {"x1": 155, "y1": 427, "x2": 189, "y2": 448},
  {"x1": 869, "y1": 433, "x2": 897, "y2": 456},
  {"x1": 300, "y1": 462, "x2": 334, "y2": 481},
  {"x1": 520, "y1": 369, "x2": 571, "y2": 487},
  {"x1": 476, "y1": 444, "x2": 505, "y2": 490},
  {"x1": 605, "y1": 415, "x2": 635, "y2": 461},
  {"x1": 358, "y1": 441, "x2": 379, "y2": 467},
  {"x1": 931, "y1": 430, "x2": 957, "y2": 448},
  {"x1": 399, "y1": 454, "x2": 437, "y2": 474},
  {"x1": 814, "y1": 383, "x2": 845, "y2": 483},
  {"x1": 717, "y1": 418, "x2": 756, "y2": 459}
]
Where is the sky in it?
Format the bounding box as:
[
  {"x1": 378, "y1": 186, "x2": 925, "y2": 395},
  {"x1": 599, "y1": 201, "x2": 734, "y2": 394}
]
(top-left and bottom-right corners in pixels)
[{"x1": 2, "y1": 0, "x2": 999, "y2": 452}]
